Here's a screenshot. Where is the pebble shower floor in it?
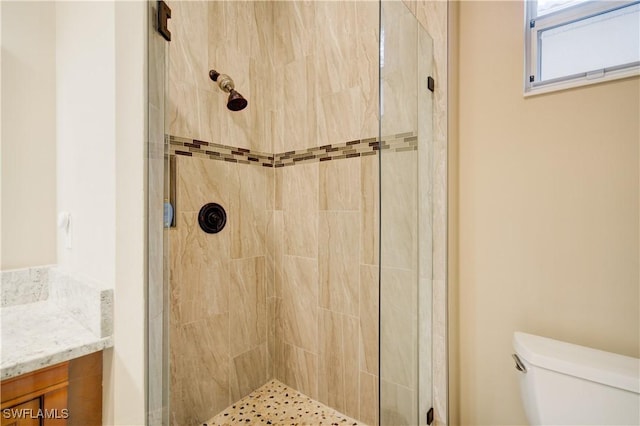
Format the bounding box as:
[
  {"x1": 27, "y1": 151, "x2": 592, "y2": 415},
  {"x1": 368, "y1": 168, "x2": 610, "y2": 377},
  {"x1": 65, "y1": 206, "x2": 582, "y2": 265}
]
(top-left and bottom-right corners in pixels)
[{"x1": 203, "y1": 379, "x2": 364, "y2": 426}]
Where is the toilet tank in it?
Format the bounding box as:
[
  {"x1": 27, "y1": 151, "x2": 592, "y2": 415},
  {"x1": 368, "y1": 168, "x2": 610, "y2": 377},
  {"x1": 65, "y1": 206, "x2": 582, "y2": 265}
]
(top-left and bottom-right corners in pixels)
[{"x1": 512, "y1": 332, "x2": 640, "y2": 425}]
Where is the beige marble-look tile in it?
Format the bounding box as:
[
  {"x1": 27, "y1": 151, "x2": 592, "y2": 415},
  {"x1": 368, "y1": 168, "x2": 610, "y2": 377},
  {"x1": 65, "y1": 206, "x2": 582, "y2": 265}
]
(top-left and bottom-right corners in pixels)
[
  {"x1": 380, "y1": 379, "x2": 416, "y2": 426},
  {"x1": 274, "y1": 167, "x2": 283, "y2": 211},
  {"x1": 229, "y1": 256, "x2": 266, "y2": 357},
  {"x1": 283, "y1": 343, "x2": 318, "y2": 400},
  {"x1": 380, "y1": 2, "x2": 418, "y2": 138},
  {"x1": 271, "y1": 296, "x2": 285, "y2": 383},
  {"x1": 229, "y1": 163, "x2": 268, "y2": 259},
  {"x1": 169, "y1": 0, "x2": 209, "y2": 92},
  {"x1": 357, "y1": 24, "x2": 380, "y2": 139},
  {"x1": 176, "y1": 156, "x2": 230, "y2": 213},
  {"x1": 281, "y1": 255, "x2": 318, "y2": 353},
  {"x1": 211, "y1": 46, "x2": 252, "y2": 150},
  {"x1": 170, "y1": 315, "x2": 230, "y2": 425},
  {"x1": 266, "y1": 296, "x2": 277, "y2": 380},
  {"x1": 198, "y1": 87, "x2": 222, "y2": 145},
  {"x1": 320, "y1": 157, "x2": 361, "y2": 211},
  {"x1": 343, "y1": 314, "x2": 360, "y2": 420},
  {"x1": 253, "y1": 1, "x2": 275, "y2": 69},
  {"x1": 359, "y1": 264, "x2": 379, "y2": 376},
  {"x1": 170, "y1": 212, "x2": 229, "y2": 325},
  {"x1": 359, "y1": 371, "x2": 379, "y2": 426},
  {"x1": 355, "y1": 0, "x2": 379, "y2": 31},
  {"x1": 318, "y1": 309, "x2": 345, "y2": 411},
  {"x1": 380, "y1": 150, "x2": 418, "y2": 270},
  {"x1": 230, "y1": 343, "x2": 268, "y2": 402},
  {"x1": 273, "y1": 1, "x2": 315, "y2": 65},
  {"x1": 168, "y1": 79, "x2": 199, "y2": 140},
  {"x1": 319, "y1": 211, "x2": 360, "y2": 316},
  {"x1": 270, "y1": 93, "x2": 285, "y2": 155},
  {"x1": 355, "y1": 0, "x2": 380, "y2": 140},
  {"x1": 282, "y1": 163, "x2": 318, "y2": 258},
  {"x1": 282, "y1": 56, "x2": 317, "y2": 151},
  {"x1": 266, "y1": 165, "x2": 275, "y2": 212},
  {"x1": 316, "y1": 87, "x2": 363, "y2": 148},
  {"x1": 361, "y1": 154, "x2": 379, "y2": 266},
  {"x1": 206, "y1": 0, "x2": 224, "y2": 47},
  {"x1": 432, "y1": 278, "x2": 447, "y2": 424},
  {"x1": 379, "y1": 73, "x2": 417, "y2": 138},
  {"x1": 247, "y1": 57, "x2": 272, "y2": 153},
  {"x1": 402, "y1": 0, "x2": 418, "y2": 16},
  {"x1": 265, "y1": 210, "x2": 276, "y2": 299},
  {"x1": 313, "y1": 1, "x2": 358, "y2": 97},
  {"x1": 318, "y1": 310, "x2": 360, "y2": 420},
  {"x1": 379, "y1": 266, "x2": 417, "y2": 390},
  {"x1": 272, "y1": 211, "x2": 284, "y2": 298}
]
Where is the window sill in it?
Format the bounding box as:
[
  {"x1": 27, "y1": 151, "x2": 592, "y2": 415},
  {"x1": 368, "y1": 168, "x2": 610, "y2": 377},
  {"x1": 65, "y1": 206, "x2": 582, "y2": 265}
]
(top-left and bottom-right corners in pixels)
[{"x1": 524, "y1": 66, "x2": 640, "y2": 97}]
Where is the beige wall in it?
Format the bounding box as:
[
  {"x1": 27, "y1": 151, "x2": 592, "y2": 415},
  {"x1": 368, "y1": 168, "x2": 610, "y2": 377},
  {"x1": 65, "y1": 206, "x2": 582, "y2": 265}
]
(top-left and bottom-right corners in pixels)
[
  {"x1": 56, "y1": 1, "x2": 116, "y2": 287},
  {"x1": 447, "y1": 1, "x2": 460, "y2": 424},
  {"x1": 1, "y1": 1, "x2": 57, "y2": 270},
  {"x1": 107, "y1": 2, "x2": 147, "y2": 424},
  {"x1": 456, "y1": 1, "x2": 640, "y2": 425}
]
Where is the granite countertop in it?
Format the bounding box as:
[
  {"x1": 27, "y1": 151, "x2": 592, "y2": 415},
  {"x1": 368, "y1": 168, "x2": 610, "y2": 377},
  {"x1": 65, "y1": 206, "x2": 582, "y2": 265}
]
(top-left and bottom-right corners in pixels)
[
  {"x1": 0, "y1": 266, "x2": 114, "y2": 381},
  {"x1": 0, "y1": 300, "x2": 113, "y2": 380}
]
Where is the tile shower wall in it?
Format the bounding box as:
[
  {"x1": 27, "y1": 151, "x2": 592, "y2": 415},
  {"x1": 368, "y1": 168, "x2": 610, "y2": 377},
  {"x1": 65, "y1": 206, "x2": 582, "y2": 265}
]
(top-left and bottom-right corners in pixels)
[
  {"x1": 271, "y1": 153, "x2": 379, "y2": 425},
  {"x1": 167, "y1": 2, "x2": 273, "y2": 424},
  {"x1": 169, "y1": 156, "x2": 270, "y2": 425},
  {"x1": 165, "y1": 2, "x2": 410, "y2": 425},
  {"x1": 269, "y1": 2, "x2": 380, "y2": 425}
]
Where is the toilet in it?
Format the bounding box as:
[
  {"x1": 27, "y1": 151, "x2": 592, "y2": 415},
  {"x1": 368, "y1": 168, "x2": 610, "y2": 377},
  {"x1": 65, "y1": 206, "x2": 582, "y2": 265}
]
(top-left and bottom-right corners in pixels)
[{"x1": 512, "y1": 332, "x2": 640, "y2": 425}]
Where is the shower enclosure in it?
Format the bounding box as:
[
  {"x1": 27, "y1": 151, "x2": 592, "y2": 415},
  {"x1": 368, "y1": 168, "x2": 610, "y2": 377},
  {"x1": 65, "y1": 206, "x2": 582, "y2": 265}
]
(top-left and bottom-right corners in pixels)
[{"x1": 148, "y1": 1, "x2": 434, "y2": 425}]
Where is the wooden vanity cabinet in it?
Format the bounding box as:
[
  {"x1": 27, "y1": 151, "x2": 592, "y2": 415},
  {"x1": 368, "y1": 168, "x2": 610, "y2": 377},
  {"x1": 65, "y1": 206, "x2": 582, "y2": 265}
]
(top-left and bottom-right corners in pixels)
[{"x1": 1, "y1": 352, "x2": 102, "y2": 426}]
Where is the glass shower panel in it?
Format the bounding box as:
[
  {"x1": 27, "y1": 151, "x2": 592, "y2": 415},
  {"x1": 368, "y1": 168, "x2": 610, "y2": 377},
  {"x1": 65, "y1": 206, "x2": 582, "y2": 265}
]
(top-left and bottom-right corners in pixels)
[
  {"x1": 379, "y1": 1, "x2": 433, "y2": 425},
  {"x1": 148, "y1": 1, "x2": 170, "y2": 425}
]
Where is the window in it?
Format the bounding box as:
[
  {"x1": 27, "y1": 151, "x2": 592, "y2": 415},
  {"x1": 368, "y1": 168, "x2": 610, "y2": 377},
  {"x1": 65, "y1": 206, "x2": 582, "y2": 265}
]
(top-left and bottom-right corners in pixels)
[{"x1": 525, "y1": 0, "x2": 640, "y2": 95}]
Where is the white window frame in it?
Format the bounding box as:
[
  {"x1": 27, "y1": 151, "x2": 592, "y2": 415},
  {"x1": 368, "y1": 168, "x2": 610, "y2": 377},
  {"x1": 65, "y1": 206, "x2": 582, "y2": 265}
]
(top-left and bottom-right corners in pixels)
[{"x1": 524, "y1": 0, "x2": 640, "y2": 96}]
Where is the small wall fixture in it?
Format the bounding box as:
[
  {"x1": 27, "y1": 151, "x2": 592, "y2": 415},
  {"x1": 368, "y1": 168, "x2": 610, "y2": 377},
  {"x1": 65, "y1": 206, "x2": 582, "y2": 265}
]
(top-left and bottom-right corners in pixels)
[
  {"x1": 209, "y1": 70, "x2": 248, "y2": 112},
  {"x1": 198, "y1": 203, "x2": 227, "y2": 234}
]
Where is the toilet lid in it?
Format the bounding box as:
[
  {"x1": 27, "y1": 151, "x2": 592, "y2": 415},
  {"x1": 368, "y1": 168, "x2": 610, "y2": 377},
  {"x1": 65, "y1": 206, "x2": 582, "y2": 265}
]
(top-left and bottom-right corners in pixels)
[{"x1": 513, "y1": 332, "x2": 640, "y2": 394}]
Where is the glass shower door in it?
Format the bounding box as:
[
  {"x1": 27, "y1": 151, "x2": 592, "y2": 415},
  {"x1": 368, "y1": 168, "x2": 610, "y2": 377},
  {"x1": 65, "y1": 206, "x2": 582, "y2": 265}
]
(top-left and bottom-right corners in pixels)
[
  {"x1": 379, "y1": 1, "x2": 434, "y2": 424},
  {"x1": 148, "y1": 1, "x2": 170, "y2": 425}
]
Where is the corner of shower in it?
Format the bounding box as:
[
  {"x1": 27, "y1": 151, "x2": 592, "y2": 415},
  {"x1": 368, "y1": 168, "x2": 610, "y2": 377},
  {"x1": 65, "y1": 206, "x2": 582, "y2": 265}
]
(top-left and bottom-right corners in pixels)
[{"x1": 146, "y1": 1, "x2": 437, "y2": 425}]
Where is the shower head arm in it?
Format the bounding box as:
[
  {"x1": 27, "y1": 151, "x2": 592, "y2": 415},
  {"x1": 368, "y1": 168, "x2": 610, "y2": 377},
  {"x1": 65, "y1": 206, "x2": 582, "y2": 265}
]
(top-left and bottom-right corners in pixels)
[
  {"x1": 209, "y1": 69, "x2": 234, "y2": 93},
  {"x1": 209, "y1": 69, "x2": 247, "y2": 112}
]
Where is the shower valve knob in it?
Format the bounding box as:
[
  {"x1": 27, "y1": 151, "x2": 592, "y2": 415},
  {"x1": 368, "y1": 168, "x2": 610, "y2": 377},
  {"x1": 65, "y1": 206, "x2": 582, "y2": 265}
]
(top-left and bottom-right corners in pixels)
[{"x1": 198, "y1": 203, "x2": 227, "y2": 234}]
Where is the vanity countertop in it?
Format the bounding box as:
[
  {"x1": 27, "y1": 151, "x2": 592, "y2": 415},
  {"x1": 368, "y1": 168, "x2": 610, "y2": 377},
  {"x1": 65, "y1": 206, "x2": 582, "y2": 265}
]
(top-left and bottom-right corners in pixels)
[{"x1": 0, "y1": 300, "x2": 113, "y2": 380}]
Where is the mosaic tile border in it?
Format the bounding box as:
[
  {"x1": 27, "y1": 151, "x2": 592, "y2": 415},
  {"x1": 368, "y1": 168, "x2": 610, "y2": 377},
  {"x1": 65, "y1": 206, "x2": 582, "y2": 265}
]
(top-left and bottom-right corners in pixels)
[{"x1": 169, "y1": 133, "x2": 418, "y2": 167}]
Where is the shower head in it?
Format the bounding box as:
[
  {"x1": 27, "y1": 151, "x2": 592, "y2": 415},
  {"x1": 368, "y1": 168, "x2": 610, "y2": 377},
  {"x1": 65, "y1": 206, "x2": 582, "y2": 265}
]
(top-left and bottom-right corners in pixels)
[
  {"x1": 209, "y1": 69, "x2": 248, "y2": 112},
  {"x1": 227, "y1": 89, "x2": 248, "y2": 111}
]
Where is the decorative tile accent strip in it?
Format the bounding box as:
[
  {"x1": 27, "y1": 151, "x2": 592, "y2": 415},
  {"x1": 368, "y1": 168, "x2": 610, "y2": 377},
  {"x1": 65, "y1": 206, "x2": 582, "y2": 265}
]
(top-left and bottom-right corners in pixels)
[
  {"x1": 169, "y1": 136, "x2": 274, "y2": 167},
  {"x1": 169, "y1": 132, "x2": 418, "y2": 167}
]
